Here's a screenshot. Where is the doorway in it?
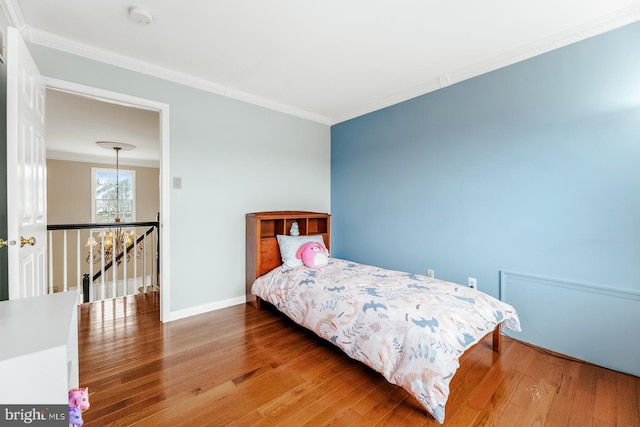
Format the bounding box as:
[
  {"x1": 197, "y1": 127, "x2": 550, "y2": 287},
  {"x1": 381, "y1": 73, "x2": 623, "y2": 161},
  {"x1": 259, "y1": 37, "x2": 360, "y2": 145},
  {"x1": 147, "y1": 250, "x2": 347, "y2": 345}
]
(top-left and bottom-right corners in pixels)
[{"x1": 44, "y1": 77, "x2": 171, "y2": 322}]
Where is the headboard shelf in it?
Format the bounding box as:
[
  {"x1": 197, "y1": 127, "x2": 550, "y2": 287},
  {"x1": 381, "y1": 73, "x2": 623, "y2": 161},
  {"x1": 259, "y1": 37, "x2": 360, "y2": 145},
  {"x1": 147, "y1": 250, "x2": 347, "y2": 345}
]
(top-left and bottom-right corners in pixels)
[{"x1": 246, "y1": 211, "x2": 331, "y2": 308}]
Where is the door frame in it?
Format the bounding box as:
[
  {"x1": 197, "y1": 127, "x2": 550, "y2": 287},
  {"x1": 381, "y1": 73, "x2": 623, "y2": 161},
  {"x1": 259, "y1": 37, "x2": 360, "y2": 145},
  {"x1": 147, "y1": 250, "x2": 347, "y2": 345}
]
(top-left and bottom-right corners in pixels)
[{"x1": 44, "y1": 77, "x2": 171, "y2": 322}]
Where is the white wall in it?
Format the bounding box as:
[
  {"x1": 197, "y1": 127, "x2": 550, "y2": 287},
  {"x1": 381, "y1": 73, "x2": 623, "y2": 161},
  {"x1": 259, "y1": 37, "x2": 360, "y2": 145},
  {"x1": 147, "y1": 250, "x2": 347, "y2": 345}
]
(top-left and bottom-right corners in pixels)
[{"x1": 28, "y1": 44, "x2": 330, "y2": 317}]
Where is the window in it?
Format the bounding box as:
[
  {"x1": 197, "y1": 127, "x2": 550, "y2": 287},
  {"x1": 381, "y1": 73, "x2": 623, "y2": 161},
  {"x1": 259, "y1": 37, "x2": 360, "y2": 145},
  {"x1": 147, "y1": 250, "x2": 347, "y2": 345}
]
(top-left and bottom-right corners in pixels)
[{"x1": 91, "y1": 167, "x2": 136, "y2": 223}]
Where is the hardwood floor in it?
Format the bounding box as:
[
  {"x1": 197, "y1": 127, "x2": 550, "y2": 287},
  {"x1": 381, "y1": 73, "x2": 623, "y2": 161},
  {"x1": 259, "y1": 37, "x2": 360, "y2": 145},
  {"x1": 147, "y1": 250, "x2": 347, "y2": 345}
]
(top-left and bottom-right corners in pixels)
[{"x1": 78, "y1": 293, "x2": 640, "y2": 426}]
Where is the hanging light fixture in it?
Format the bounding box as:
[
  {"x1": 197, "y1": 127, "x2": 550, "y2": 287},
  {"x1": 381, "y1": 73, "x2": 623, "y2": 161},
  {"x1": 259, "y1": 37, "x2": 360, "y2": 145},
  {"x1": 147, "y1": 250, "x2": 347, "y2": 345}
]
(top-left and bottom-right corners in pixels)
[
  {"x1": 86, "y1": 141, "x2": 137, "y2": 265},
  {"x1": 95, "y1": 141, "x2": 136, "y2": 222},
  {"x1": 86, "y1": 228, "x2": 136, "y2": 265}
]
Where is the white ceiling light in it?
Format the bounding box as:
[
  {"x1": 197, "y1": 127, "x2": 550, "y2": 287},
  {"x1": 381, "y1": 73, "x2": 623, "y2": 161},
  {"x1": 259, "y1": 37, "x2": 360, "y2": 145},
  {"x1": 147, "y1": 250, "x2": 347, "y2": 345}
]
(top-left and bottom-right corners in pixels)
[{"x1": 129, "y1": 7, "x2": 153, "y2": 25}]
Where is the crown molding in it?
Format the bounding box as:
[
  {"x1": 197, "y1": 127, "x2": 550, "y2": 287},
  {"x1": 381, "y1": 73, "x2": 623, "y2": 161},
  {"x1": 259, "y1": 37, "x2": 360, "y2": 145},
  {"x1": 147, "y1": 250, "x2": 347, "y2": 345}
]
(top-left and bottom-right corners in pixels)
[
  {"x1": 26, "y1": 26, "x2": 228, "y2": 94},
  {"x1": 21, "y1": 26, "x2": 332, "y2": 125},
  {"x1": 332, "y1": 3, "x2": 640, "y2": 124},
  {"x1": 449, "y1": 3, "x2": 640, "y2": 87},
  {"x1": 223, "y1": 86, "x2": 333, "y2": 125},
  {"x1": 47, "y1": 150, "x2": 160, "y2": 168},
  {"x1": 1, "y1": 0, "x2": 25, "y2": 29}
]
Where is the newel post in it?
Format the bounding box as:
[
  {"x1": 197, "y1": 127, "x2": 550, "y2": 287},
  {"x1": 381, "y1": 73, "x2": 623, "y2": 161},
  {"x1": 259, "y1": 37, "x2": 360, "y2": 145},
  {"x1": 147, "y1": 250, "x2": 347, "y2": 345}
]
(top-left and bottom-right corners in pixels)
[{"x1": 82, "y1": 274, "x2": 90, "y2": 303}]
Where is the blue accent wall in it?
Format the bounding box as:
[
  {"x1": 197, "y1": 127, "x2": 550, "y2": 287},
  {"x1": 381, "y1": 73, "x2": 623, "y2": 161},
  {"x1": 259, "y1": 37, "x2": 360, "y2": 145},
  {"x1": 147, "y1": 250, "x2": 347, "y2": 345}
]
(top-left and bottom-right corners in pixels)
[{"x1": 331, "y1": 22, "x2": 640, "y2": 372}]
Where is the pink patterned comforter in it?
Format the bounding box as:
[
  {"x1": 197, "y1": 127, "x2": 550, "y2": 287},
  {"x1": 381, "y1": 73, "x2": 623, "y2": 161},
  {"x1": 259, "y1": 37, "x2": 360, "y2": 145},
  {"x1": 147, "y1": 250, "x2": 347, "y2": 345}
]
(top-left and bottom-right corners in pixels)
[{"x1": 252, "y1": 258, "x2": 520, "y2": 423}]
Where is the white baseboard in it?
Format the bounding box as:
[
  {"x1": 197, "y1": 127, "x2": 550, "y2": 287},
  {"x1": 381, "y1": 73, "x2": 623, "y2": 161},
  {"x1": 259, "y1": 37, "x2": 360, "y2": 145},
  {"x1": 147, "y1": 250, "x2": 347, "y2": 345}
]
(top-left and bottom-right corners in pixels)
[{"x1": 164, "y1": 296, "x2": 246, "y2": 322}]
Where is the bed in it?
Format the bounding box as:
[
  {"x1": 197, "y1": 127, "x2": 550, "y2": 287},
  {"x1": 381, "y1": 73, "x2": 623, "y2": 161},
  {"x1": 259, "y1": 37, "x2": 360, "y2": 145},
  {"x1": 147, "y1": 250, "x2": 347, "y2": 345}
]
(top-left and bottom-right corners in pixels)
[{"x1": 246, "y1": 211, "x2": 520, "y2": 423}]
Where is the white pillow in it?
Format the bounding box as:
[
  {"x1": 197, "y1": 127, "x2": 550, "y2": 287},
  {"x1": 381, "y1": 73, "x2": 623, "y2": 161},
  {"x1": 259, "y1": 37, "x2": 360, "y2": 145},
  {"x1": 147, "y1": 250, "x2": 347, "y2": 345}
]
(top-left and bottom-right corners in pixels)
[{"x1": 277, "y1": 234, "x2": 327, "y2": 268}]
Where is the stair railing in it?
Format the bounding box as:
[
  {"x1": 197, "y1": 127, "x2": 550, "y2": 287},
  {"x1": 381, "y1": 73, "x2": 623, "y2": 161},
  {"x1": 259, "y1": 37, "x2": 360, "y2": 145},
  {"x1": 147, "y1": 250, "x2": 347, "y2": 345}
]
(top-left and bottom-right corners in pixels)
[{"x1": 46, "y1": 220, "x2": 159, "y2": 303}]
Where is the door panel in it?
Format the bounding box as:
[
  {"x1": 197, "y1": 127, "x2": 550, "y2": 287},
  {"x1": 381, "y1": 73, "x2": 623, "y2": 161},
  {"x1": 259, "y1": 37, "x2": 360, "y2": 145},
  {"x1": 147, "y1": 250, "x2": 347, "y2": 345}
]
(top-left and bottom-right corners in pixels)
[{"x1": 7, "y1": 27, "x2": 47, "y2": 299}]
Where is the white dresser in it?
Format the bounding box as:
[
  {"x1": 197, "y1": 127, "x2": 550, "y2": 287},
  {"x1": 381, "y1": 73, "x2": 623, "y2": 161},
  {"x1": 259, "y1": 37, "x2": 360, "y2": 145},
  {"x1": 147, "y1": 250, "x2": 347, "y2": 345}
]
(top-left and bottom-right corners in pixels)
[{"x1": 0, "y1": 291, "x2": 79, "y2": 404}]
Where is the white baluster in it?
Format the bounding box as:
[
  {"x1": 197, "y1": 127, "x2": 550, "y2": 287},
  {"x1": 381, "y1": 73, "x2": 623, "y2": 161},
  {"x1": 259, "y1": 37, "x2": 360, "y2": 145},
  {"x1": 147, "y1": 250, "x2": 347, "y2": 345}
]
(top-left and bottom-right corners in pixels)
[
  {"x1": 63, "y1": 230, "x2": 68, "y2": 292},
  {"x1": 76, "y1": 230, "x2": 81, "y2": 293},
  {"x1": 48, "y1": 230, "x2": 53, "y2": 294}
]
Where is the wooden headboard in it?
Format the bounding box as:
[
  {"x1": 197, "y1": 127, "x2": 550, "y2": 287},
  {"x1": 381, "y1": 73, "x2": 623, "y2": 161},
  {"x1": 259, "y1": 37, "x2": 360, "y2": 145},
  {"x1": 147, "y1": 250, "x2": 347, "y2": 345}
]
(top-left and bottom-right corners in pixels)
[{"x1": 245, "y1": 211, "x2": 330, "y2": 308}]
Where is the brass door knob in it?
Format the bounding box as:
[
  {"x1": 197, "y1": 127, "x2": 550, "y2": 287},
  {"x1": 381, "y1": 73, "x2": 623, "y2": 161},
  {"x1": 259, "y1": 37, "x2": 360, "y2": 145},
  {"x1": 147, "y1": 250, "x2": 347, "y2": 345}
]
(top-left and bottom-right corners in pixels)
[
  {"x1": 20, "y1": 236, "x2": 36, "y2": 247},
  {"x1": 0, "y1": 239, "x2": 7, "y2": 248}
]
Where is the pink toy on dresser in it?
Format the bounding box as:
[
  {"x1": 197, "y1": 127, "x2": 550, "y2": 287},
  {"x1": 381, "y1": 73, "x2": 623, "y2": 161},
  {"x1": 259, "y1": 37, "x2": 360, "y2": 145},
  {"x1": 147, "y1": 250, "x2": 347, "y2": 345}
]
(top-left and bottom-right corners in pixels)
[{"x1": 68, "y1": 387, "x2": 90, "y2": 427}]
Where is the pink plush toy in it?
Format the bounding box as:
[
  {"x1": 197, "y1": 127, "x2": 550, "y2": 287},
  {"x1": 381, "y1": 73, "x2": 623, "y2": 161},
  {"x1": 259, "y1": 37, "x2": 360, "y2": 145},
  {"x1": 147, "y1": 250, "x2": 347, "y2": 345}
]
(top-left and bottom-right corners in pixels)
[
  {"x1": 295, "y1": 241, "x2": 329, "y2": 268},
  {"x1": 69, "y1": 387, "x2": 90, "y2": 411},
  {"x1": 69, "y1": 387, "x2": 90, "y2": 427}
]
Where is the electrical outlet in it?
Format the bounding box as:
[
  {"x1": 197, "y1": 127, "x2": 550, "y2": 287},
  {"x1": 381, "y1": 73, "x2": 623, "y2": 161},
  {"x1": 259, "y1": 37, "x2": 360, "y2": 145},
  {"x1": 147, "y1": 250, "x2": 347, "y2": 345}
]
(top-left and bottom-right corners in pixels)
[
  {"x1": 468, "y1": 277, "x2": 477, "y2": 289},
  {"x1": 427, "y1": 269, "x2": 434, "y2": 279}
]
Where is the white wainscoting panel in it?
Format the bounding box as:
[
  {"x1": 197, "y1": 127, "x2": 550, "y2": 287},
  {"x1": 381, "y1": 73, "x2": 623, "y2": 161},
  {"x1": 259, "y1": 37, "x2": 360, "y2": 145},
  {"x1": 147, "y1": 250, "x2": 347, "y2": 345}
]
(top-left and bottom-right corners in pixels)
[{"x1": 500, "y1": 271, "x2": 640, "y2": 377}]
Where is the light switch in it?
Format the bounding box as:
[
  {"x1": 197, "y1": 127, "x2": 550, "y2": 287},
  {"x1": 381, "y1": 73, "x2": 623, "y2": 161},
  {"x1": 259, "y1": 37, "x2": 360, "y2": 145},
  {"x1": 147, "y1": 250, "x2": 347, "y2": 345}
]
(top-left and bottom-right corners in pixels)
[{"x1": 173, "y1": 177, "x2": 182, "y2": 189}]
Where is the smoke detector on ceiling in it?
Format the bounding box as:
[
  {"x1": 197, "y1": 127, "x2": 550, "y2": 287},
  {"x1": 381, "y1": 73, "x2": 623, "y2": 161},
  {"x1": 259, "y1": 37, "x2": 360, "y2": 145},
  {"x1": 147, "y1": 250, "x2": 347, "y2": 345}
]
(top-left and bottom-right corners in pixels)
[{"x1": 129, "y1": 7, "x2": 153, "y2": 25}]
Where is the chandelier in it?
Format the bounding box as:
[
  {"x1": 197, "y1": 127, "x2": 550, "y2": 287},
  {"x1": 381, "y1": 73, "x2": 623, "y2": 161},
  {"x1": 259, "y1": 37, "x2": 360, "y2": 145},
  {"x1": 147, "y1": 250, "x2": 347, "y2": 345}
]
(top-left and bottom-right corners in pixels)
[
  {"x1": 86, "y1": 141, "x2": 138, "y2": 266},
  {"x1": 86, "y1": 229, "x2": 137, "y2": 265}
]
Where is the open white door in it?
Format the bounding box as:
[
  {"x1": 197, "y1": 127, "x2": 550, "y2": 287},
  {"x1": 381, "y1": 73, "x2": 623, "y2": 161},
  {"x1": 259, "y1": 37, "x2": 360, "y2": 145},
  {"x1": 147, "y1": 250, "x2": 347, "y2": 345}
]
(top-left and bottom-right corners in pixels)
[{"x1": 6, "y1": 27, "x2": 47, "y2": 299}]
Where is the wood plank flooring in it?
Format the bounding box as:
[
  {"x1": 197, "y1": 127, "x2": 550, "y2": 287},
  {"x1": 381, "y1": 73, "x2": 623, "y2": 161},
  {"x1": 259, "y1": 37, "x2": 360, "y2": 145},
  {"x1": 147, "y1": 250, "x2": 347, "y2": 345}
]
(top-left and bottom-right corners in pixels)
[{"x1": 78, "y1": 293, "x2": 640, "y2": 426}]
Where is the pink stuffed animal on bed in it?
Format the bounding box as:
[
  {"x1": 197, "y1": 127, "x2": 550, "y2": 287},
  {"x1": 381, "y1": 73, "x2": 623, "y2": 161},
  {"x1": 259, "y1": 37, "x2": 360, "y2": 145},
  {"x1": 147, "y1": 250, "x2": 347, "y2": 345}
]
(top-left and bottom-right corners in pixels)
[{"x1": 295, "y1": 241, "x2": 329, "y2": 268}]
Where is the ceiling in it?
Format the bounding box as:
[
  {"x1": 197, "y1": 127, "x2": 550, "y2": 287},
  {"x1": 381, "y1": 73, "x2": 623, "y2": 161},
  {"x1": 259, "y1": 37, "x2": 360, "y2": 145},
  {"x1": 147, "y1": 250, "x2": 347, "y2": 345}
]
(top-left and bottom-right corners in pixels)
[
  {"x1": 46, "y1": 89, "x2": 160, "y2": 167},
  {"x1": 4, "y1": 0, "x2": 640, "y2": 161}
]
